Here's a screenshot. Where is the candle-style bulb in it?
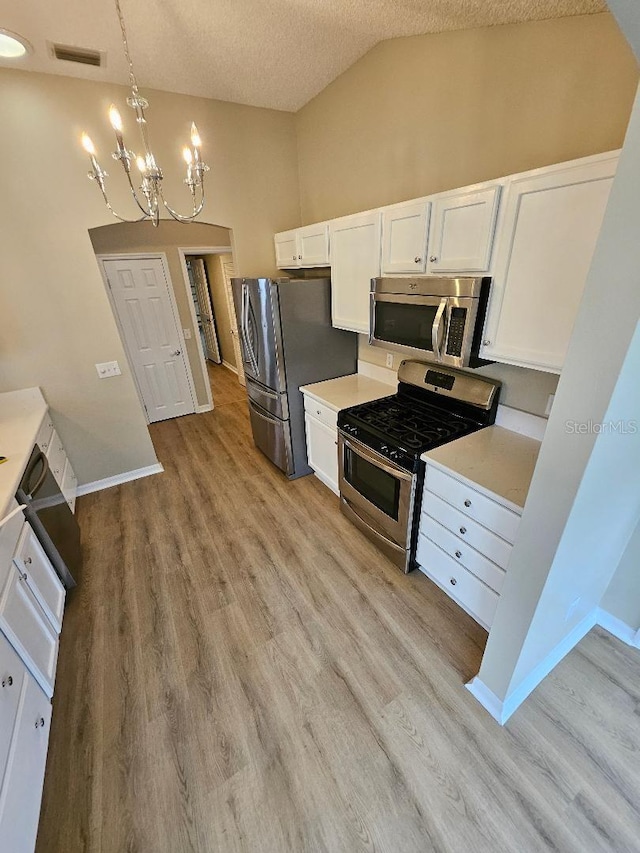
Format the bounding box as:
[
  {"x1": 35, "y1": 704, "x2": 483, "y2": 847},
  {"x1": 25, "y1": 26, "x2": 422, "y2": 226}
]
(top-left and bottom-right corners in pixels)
[
  {"x1": 109, "y1": 105, "x2": 123, "y2": 132},
  {"x1": 136, "y1": 155, "x2": 147, "y2": 173},
  {"x1": 81, "y1": 133, "x2": 96, "y2": 155},
  {"x1": 182, "y1": 146, "x2": 193, "y2": 165},
  {"x1": 190, "y1": 122, "x2": 201, "y2": 148}
]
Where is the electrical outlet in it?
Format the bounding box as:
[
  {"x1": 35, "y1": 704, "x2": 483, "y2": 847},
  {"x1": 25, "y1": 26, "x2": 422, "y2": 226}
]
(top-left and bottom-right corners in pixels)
[
  {"x1": 183, "y1": 328, "x2": 192, "y2": 339},
  {"x1": 386, "y1": 353, "x2": 394, "y2": 369},
  {"x1": 95, "y1": 361, "x2": 122, "y2": 379},
  {"x1": 545, "y1": 394, "x2": 555, "y2": 416}
]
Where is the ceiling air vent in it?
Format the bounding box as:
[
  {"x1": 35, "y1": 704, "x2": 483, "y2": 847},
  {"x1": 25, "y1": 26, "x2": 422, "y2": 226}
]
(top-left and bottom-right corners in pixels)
[{"x1": 52, "y1": 43, "x2": 103, "y2": 67}]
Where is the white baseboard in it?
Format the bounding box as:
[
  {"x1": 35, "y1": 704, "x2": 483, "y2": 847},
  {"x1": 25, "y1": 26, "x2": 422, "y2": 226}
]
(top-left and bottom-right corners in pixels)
[
  {"x1": 596, "y1": 608, "x2": 640, "y2": 648},
  {"x1": 466, "y1": 608, "x2": 598, "y2": 725},
  {"x1": 357, "y1": 360, "x2": 397, "y2": 386},
  {"x1": 222, "y1": 360, "x2": 238, "y2": 375},
  {"x1": 196, "y1": 403, "x2": 214, "y2": 414},
  {"x1": 77, "y1": 463, "x2": 164, "y2": 496}
]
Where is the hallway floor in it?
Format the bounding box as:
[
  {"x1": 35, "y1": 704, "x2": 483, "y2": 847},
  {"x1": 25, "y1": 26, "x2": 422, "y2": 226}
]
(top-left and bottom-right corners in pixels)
[{"x1": 37, "y1": 366, "x2": 640, "y2": 852}]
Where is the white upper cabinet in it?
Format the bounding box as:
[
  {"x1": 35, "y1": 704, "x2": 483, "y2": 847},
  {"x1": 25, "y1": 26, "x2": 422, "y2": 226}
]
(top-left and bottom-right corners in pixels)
[
  {"x1": 481, "y1": 152, "x2": 618, "y2": 372},
  {"x1": 426, "y1": 185, "x2": 501, "y2": 274},
  {"x1": 381, "y1": 201, "x2": 431, "y2": 274},
  {"x1": 329, "y1": 211, "x2": 382, "y2": 334},
  {"x1": 298, "y1": 222, "x2": 330, "y2": 266},
  {"x1": 274, "y1": 223, "x2": 330, "y2": 269},
  {"x1": 274, "y1": 230, "x2": 299, "y2": 269}
]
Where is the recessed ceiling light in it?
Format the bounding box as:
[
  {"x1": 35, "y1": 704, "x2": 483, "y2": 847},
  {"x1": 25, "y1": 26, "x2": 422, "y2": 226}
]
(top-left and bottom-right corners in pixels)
[{"x1": 0, "y1": 29, "x2": 32, "y2": 59}]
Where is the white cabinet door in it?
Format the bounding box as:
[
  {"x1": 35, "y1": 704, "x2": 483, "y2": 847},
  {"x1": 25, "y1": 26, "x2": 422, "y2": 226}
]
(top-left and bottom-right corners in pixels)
[
  {"x1": 304, "y1": 414, "x2": 339, "y2": 495},
  {"x1": 299, "y1": 223, "x2": 330, "y2": 267},
  {"x1": 14, "y1": 526, "x2": 65, "y2": 634},
  {"x1": 381, "y1": 202, "x2": 431, "y2": 274},
  {"x1": 274, "y1": 230, "x2": 300, "y2": 269},
  {"x1": 0, "y1": 671, "x2": 52, "y2": 853},
  {"x1": 61, "y1": 457, "x2": 77, "y2": 514},
  {"x1": 481, "y1": 154, "x2": 617, "y2": 372},
  {"x1": 427, "y1": 186, "x2": 501, "y2": 273},
  {"x1": 45, "y1": 430, "x2": 66, "y2": 489},
  {"x1": 0, "y1": 567, "x2": 58, "y2": 698},
  {"x1": 0, "y1": 633, "x2": 27, "y2": 774},
  {"x1": 329, "y1": 211, "x2": 382, "y2": 334}
]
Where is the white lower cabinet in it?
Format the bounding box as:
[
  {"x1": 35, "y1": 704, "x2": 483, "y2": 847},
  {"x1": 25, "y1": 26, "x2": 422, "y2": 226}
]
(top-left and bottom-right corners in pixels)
[
  {"x1": 417, "y1": 461, "x2": 522, "y2": 630},
  {"x1": 0, "y1": 649, "x2": 52, "y2": 853},
  {"x1": 303, "y1": 396, "x2": 339, "y2": 495},
  {"x1": 61, "y1": 457, "x2": 77, "y2": 513},
  {"x1": 14, "y1": 526, "x2": 65, "y2": 633}
]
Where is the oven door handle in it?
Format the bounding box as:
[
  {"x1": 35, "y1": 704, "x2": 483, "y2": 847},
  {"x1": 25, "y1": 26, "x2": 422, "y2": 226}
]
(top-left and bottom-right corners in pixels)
[
  {"x1": 431, "y1": 298, "x2": 448, "y2": 362},
  {"x1": 341, "y1": 434, "x2": 413, "y2": 482}
]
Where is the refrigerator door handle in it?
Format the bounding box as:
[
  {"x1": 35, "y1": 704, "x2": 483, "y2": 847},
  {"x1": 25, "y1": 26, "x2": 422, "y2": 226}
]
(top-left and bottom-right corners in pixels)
[{"x1": 241, "y1": 283, "x2": 259, "y2": 376}]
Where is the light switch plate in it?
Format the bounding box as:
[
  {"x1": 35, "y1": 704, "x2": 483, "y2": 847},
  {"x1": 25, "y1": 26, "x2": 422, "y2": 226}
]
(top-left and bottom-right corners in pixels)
[
  {"x1": 386, "y1": 353, "x2": 394, "y2": 369},
  {"x1": 96, "y1": 361, "x2": 122, "y2": 379}
]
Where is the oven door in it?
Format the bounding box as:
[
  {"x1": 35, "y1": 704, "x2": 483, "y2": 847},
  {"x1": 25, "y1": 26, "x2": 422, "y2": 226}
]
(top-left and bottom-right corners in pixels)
[{"x1": 338, "y1": 432, "x2": 415, "y2": 571}]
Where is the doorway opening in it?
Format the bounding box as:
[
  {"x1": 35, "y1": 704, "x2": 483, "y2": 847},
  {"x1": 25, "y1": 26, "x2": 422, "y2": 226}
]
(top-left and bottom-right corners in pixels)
[{"x1": 88, "y1": 221, "x2": 244, "y2": 426}]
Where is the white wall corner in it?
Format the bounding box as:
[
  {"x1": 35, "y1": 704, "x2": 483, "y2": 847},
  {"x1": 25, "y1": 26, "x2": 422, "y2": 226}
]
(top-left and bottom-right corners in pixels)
[
  {"x1": 596, "y1": 608, "x2": 640, "y2": 648},
  {"x1": 468, "y1": 608, "x2": 598, "y2": 725},
  {"x1": 77, "y1": 463, "x2": 164, "y2": 496}
]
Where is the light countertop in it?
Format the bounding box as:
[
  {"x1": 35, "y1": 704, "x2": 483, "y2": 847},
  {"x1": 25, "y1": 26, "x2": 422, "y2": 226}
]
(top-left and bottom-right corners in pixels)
[
  {"x1": 300, "y1": 374, "x2": 396, "y2": 412},
  {"x1": 422, "y1": 425, "x2": 542, "y2": 513},
  {"x1": 0, "y1": 388, "x2": 48, "y2": 518}
]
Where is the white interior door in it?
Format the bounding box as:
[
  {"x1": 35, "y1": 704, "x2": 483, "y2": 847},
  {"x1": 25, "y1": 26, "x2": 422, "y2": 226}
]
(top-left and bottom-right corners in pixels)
[
  {"x1": 103, "y1": 257, "x2": 195, "y2": 422},
  {"x1": 219, "y1": 256, "x2": 245, "y2": 386},
  {"x1": 189, "y1": 258, "x2": 221, "y2": 364}
]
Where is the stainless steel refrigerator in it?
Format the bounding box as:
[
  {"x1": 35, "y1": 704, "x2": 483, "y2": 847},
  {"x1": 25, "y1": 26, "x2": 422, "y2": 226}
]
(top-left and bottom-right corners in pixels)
[{"x1": 232, "y1": 277, "x2": 357, "y2": 479}]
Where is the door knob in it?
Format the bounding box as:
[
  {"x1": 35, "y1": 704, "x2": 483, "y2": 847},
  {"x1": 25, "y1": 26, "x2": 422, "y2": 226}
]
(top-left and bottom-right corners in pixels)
[{"x1": 172, "y1": 349, "x2": 182, "y2": 357}]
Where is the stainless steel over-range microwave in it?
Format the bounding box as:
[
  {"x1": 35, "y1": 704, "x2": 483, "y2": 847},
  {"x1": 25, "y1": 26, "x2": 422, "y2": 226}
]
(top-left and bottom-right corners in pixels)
[{"x1": 369, "y1": 276, "x2": 492, "y2": 369}]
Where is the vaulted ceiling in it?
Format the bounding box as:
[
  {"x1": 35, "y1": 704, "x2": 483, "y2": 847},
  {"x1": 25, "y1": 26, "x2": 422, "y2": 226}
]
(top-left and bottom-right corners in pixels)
[{"x1": 0, "y1": 0, "x2": 607, "y2": 111}]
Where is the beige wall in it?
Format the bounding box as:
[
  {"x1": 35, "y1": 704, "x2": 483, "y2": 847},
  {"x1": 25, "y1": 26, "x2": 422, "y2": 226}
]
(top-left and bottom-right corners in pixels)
[
  {"x1": 89, "y1": 221, "x2": 232, "y2": 408},
  {"x1": 296, "y1": 13, "x2": 638, "y2": 417},
  {"x1": 0, "y1": 69, "x2": 300, "y2": 484},
  {"x1": 205, "y1": 254, "x2": 236, "y2": 368}
]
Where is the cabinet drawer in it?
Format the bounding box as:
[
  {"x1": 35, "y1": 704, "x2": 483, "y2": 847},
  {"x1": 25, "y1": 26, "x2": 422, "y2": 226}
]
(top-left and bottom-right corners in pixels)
[
  {"x1": 0, "y1": 633, "x2": 27, "y2": 775},
  {"x1": 424, "y1": 465, "x2": 521, "y2": 544},
  {"x1": 45, "y1": 429, "x2": 66, "y2": 487},
  {"x1": 0, "y1": 671, "x2": 52, "y2": 853},
  {"x1": 0, "y1": 568, "x2": 58, "y2": 698},
  {"x1": 421, "y1": 490, "x2": 513, "y2": 569},
  {"x1": 419, "y1": 514, "x2": 506, "y2": 594},
  {"x1": 303, "y1": 396, "x2": 338, "y2": 430},
  {"x1": 14, "y1": 526, "x2": 65, "y2": 633},
  {"x1": 0, "y1": 502, "x2": 26, "y2": 589},
  {"x1": 416, "y1": 534, "x2": 499, "y2": 630},
  {"x1": 35, "y1": 413, "x2": 55, "y2": 455}
]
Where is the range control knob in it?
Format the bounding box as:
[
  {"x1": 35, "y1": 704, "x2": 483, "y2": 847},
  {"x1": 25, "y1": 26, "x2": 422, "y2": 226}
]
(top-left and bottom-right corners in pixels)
[{"x1": 380, "y1": 444, "x2": 388, "y2": 454}]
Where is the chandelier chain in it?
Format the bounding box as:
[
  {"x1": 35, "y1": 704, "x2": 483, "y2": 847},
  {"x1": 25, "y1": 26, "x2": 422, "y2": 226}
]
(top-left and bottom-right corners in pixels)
[{"x1": 114, "y1": 0, "x2": 139, "y2": 95}]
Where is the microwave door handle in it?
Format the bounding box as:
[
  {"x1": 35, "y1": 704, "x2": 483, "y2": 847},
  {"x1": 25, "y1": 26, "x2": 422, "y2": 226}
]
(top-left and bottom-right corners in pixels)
[{"x1": 431, "y1": 298, "x2": 447, "y2": 362}]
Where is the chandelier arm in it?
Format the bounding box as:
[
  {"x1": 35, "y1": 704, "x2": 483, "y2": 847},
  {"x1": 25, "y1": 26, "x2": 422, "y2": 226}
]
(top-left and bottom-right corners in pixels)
[
  {"x1": 159, "y1": 185, "x2": 206, "y2": 223},
  {"x1": 95, "y1": 178, "x2": 149, "y2": 223}
]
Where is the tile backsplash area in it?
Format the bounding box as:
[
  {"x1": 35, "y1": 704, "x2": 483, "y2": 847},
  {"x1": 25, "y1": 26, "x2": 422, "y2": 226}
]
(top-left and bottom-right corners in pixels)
[{"x1": 358, "y1": 336, "x2": 559, "y2": 418}]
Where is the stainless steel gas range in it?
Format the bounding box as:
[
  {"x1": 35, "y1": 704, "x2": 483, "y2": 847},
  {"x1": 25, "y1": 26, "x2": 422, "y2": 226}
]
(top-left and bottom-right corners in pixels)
[{"x1": 337, "y1": 360, "x2": 501, "y2": 573}]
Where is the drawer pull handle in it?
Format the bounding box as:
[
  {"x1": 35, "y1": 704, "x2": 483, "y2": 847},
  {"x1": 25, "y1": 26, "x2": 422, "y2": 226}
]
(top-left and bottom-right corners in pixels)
[
  {"x1": 459, "y1": 527, "x2": 467, "y2": 535},
  {"x1": 35, "y1": 717, "x2": 45, "y2": 729},
  {"x1": 449, "y1": 577, "x2": 457, "y2": 586},
  {"x1": 24, "y1": 557, "x2": 32, "y2": 565},
  {"x1": 464, "y1": 499, "x2": 472, "y2": 508},
  {"x1": 2, "y1": 676, "x2": 13, "y2": 688},
  {"x1": 455, "y1": 550, "x2": 462, "y2": 559},
  {"x1": 317, "y1": 410, "x2": 321, "y2": 416}
]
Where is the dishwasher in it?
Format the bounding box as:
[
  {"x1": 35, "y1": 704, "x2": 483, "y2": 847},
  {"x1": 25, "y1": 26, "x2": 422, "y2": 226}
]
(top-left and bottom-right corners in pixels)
[{"x1": 16, "y1": 446, "x2": 81, "y2": 589}]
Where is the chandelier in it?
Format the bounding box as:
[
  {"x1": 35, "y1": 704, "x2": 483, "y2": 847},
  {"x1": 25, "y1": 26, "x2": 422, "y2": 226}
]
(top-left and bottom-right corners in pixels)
[{"x1": 80, "y1": 0, "x2": 209, "y2": 226}]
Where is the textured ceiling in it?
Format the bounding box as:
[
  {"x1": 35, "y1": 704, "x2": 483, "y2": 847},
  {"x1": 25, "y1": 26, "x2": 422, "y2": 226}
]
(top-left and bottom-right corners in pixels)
[{"x1": 0, "y1": 0, "x2": 607, "y2": 111}]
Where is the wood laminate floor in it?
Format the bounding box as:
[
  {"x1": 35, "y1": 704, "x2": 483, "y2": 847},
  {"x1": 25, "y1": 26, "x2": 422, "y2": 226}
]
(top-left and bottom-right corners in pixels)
[{"x1": 37, "y1": 365, "x2": 640, "y2": 852}]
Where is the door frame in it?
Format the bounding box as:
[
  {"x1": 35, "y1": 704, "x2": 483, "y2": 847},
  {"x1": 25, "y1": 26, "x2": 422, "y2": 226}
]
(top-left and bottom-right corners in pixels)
[
  {"x1": 177, "y1": 246, "x2": 237, "y2": 411},
  {"x1": 96, "y1": 252, "x2": 198, "y2": 423}
]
